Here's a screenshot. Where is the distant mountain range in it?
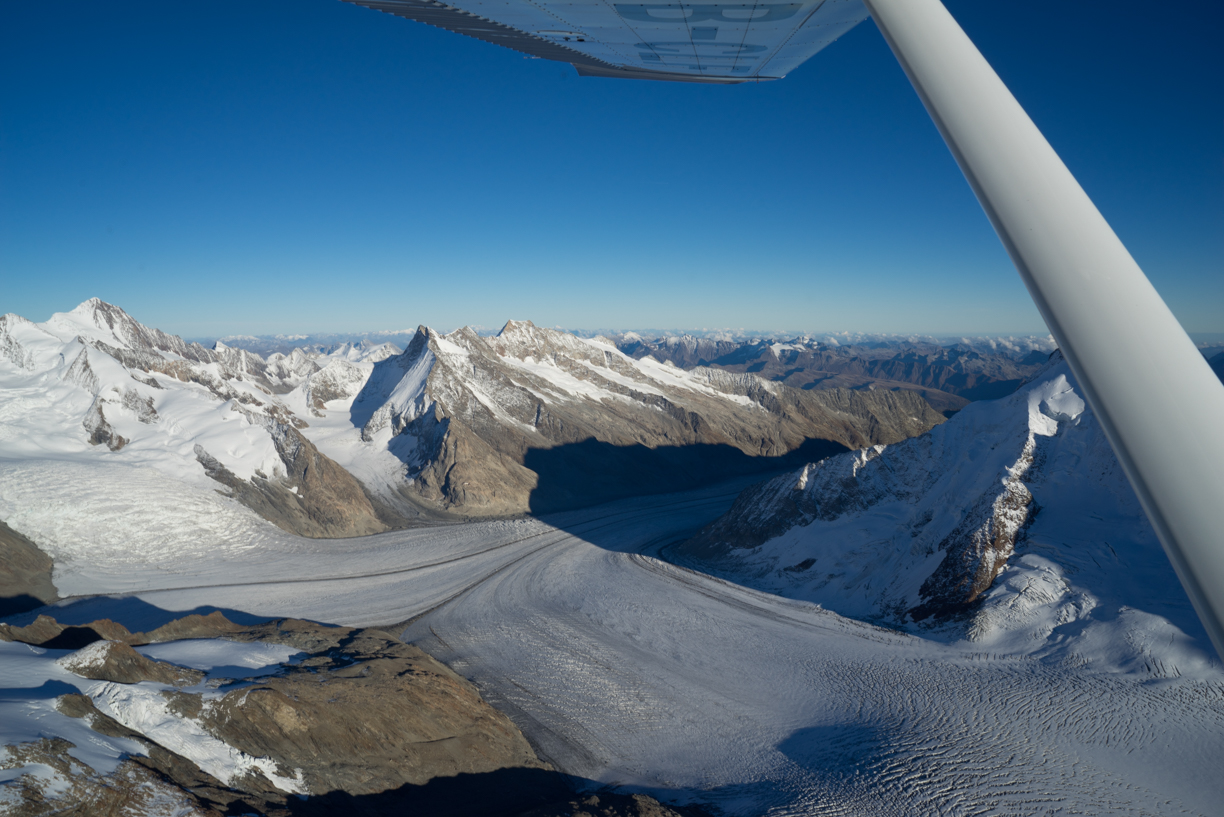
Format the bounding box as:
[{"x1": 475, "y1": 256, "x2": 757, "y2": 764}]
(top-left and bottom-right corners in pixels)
[
  {"x1": 0, "y1": 300, "x2": 945, "y2": 538},
  {"x1": 201, "y1": 332, "x2": 417, "y2": 358},
  {"x1": 608, "y1": 333, "x2": 1055, "y2": 415},
  {"x1": 216, "y1": 328, "x2": 1060, "y2": 417}
]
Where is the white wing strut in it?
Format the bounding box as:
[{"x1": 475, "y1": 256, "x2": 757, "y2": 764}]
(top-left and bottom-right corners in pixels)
[{"x1": 862, "y1": 0, "x2": 1224, "y2": 658}]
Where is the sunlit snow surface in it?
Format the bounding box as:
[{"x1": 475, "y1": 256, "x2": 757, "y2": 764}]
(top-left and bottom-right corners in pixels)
[
  {"x1": 135, "y1": 640, "x2": 303, "y2": 678},
  {"x1": 2, "y1": 474, "x2": 1220, "y2": 814},
  {"x1": 2, "y1": 333, "x2": 1223, "y2": 814},
  {"x1": 0, "y1": 637, "x2": 308, "y2": 797}
]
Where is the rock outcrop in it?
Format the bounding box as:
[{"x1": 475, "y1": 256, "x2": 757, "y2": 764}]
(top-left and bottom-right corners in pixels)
[
  {"x1": 193, "y1": 413, "x2": 389, "y2": 540},
  {"x1": 675, "y1": 356, "x2": 1091, "y2": 626},
  {"x1": 1, "y1": 613, "x2": 558, "y2": 816},
  {"x1": 3, "y1": 611, "x2": 712, "y2": 816},
  {"x1": 57, "y1": 639, "x2": 206, "y2": 686},
  {"x1": 0, "y1": 300, "x2": 951, "y2": 536},
  {"x1": 0, "y1": 610, "x2": 243, "y2": 648},
  {"x1": 353, "y1": 320, "x2": 947, "y2": 516},
  {"x1": 0, "y1": 521, "x2": 58, "y2": 617}
]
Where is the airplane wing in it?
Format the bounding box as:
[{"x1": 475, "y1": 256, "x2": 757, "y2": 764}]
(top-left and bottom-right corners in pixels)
[{"x1": 343, "y1": 0, "x2": 869, "y2": 83}]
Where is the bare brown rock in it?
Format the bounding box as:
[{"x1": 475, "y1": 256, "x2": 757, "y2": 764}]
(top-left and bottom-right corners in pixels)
[
  {"x1": 0, "y1": 737, "x2": 218, "y2": 817},
  {"x1": 194, "y1": 415, "x2": 389, "y2": 539},
  {"x1": 55, "y1": 694, "x2": 256, "y2": 815},
  {"x1": 6, "y1": 613, "x2": 560, "y2": 816},
  {"x1": 0, "y1": 615, "x2": 137, "y2": 649},
  {"x1": 143, "y1": 610, "x2": 248, "y2": 643},
  {"x1": 910, "y1": 439, "x2": 1036, "y2": 621},
  {"x1": 0, "y1": 521, "x2": 57, "y2": 617},
  {"x1": 357, "y1": 321, "x2": 947, "y2": 517},
  {"x1": 4, "y1": 612, "x2": 714, "y2": 816},
  {"x1": 57, "y1": 639, "x2": 205, "y2": 686},
  {"x1": 197, "y1": 624, "x2": 547, "y2": 799}
]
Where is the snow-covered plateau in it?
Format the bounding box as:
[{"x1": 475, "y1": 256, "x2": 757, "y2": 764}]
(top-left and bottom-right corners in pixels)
[{"x1": 1, "y1": 302, "x2": 1221, "y2": 815}]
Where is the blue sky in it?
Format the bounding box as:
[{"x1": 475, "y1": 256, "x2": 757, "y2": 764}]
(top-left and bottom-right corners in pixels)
[{"x1": 1, "y1": 0, "x2": 1219, "y2": 338}]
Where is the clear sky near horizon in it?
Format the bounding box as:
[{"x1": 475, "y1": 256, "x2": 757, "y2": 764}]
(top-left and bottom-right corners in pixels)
[{"x1": 1, "y1": 0, "x2": 1220, "y2": 338}]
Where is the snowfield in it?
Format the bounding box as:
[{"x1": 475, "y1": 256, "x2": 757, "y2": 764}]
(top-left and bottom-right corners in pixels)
[
  {"x1": 671, "y1": 358, "x2": 1220, "y2": 685},
  {"x1": 2, "y1": 302, "x2": 1221, "y2": 814},
  {"x1": 0, "y1": 637, "x2": 310, "y2": 799},
  {"x1": 2, "y1": 475, "x2": 1221, "y2": 815}
]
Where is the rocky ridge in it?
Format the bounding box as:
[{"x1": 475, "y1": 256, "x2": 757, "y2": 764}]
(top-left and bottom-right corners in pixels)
[
  {"x1": 0, "y1": 301, "x2": 949, "y2": 533},
  {"x1": 613, "y1": 333, "x2": 1055, "y2": 415},
  {"x1": 0, "y1": 520, "x2": 58, "y2": 617},
  {"x1": 0, "y1": 299, "x2": 393, "y2": 538},
  {"x1": 2, "y1": 612, "x2": 696, "y2": 816},
  {"x1": 675, "y1": 353, "x2": 1142, "y2": 639},
  {"x1": 352, "y1": 319, "x2": 947, "y2": 515}
]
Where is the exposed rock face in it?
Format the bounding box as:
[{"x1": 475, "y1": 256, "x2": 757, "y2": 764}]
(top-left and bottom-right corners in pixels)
[
  {"x1": 0, "y1": 313, "x2": 37, "y2": 370},
  {"x1": 911, "y1": 437, "x2": 1034, "y2": 621},
  {"x1": 0, "y1": 299, "x2": 390, "y2": 538},
  {"x1": 0, "y1": 299, "x2": 949, "y2": 536},
  {"x1": 0, "y1": 610, "x2": 244, "y2": 648},
  {"x1": 1, "y1": 614, "x2": 111, "y2": 648},
  {"x1": 0, "y1": 736, "x2": 215, "y2": 817},
  {"x1": 198, "y1": 623, "x2": 546, "y2": 799},
  {"x1": 82, "y1": 400, "x2": 128, "y2": 450},
  {"x1": 57, "y1": 639, "x2": 206, "y2": 686},
  {"x1": 3, "y1": 613, "x2": 581, "y2": 817},
  {"x1": 300, "y1": 358, "x2": 368, "y2": 413},
  {"x1": 0, "y1": 521, "x2": 58, "y2": 617},
  {"x1": 675, "y1": 356, "x2": 1086, "y2": 625},
  {"x1": 354, "y1": 320, "x2": 946, "y2": 516},
  {"x1": 613, "y1": 333, "x2": 743, "y2": 369},
  {"x1": 193, "y1": 409, "x2": 387, "y2": 539}
]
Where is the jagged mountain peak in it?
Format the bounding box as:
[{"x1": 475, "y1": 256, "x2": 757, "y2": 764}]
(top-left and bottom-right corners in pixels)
[
  {"x1": 47, "y1": 298, "x2": 220, "y2": 367},
  {"x1": 1, "y1": 301, "x2": 947, "y2": 532},
  {"x1": 66, "y1": 298, "x2": 152, "y2": 344},
  {"x1": 68, "y1": 296, "x2": 110, "y2": 317},
  {"x1": 674, "y1": 359, "x2": 1210, "y2": 674},
  {"x1": 498, "y1": 318, "x2": 537, "y2": 336},
  {"x1": 484, "y1": 320, "x2": 619, "y2": 369},
  {"x1": 0, "y1": 301, "x2": 392, "y2": 538}
]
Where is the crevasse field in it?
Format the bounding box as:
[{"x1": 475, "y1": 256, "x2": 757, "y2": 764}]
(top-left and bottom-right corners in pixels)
[{"x1": 2, "y1": 453, "x2": 1223, "y2": 815}]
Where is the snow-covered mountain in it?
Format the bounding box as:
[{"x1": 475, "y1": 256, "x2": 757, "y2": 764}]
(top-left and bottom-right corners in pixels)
[
  {"x1": 676, "y1": 354, "x2": 1218, "y2": 675},
  {"x1": 333, "y1": 319, "x2": 949, "y2": 515},
  {"x1": 207, "y1": 331, "x2": 414, "y2": 358},
  {"x1": 0, "y1": 299, "x2": 392, "y2": 539},
  {"x1": 0, "y1": 300, "x2": 947, "y2": 538}
]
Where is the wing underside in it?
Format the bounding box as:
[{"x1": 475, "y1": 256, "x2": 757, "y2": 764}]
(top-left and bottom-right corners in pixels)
[{"x1": 344, "y1": 0, "x2": 868, "y2": 83}]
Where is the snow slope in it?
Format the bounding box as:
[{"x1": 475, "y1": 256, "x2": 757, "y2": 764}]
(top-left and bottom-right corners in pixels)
[
  {"x1": 3, "y1": 304, "x2": 1219, "y2": 814},
  {"x1": 2, "y1": 476, "x2": 1220, "y2": 815},
  {"x1": 0, "y1": 303, "x2": 285, "y2": 484},
  {"x1": 0, "y1": 301, "x2": 945, "y2": 535},
  {"x1": 676, "y1": 356, "x2": 1218, "y2": 678},
  {"x1": 337, "y1": 319, "x2": 944, "y2": 516},
  {"x1": 0, "y1": 636, "x2": 308, "y2": 800}
]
